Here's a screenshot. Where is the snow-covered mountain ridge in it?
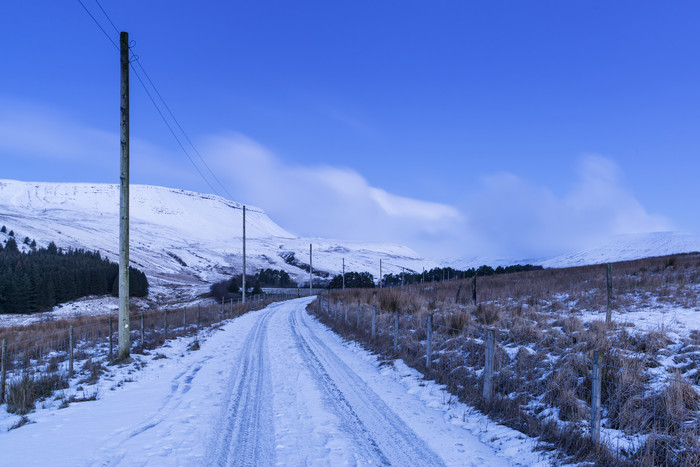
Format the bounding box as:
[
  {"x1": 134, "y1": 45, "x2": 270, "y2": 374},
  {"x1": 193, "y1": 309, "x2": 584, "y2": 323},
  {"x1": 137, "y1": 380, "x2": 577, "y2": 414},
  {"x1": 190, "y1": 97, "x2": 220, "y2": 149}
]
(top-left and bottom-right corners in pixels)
[
  {"x1": 443, "y1": 231, "x2": 700, "y2": 270},
  {"x1": 0, "y1": 180, "x2": 435, "y2": 298}
]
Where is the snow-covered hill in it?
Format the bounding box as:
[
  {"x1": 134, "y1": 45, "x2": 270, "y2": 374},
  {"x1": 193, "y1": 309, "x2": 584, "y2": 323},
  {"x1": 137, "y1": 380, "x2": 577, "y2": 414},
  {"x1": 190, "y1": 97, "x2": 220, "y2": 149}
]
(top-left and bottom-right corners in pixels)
[
  {"x1": 541, "y1": 231, "x2": 700, "y2": 268},
  {"x1": 441, "y1": 231, "x2": 700, "y2": 271},
  {"x1": 0, "y1": 180, "x2": 435, "y2": 299}
]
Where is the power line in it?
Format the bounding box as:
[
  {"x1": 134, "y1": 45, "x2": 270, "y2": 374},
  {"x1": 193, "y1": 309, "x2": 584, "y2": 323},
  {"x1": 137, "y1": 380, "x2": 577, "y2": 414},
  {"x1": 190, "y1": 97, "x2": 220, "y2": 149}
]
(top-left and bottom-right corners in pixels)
[
  {"x1": 77, "y1": 0, "x2": 118, "y2": 51},
  {"x1": 76, "y1": 0, "x2": 234, "y2": 200},
  {"x1": 129, "y1": 64, "x2": 224, "y2": 197},
  {"x1": 129, "y1": 58, "x2": 234, "y2": 200},
  {"x1": 94, "y1": 0, "x2": 119, "y2": 35}
]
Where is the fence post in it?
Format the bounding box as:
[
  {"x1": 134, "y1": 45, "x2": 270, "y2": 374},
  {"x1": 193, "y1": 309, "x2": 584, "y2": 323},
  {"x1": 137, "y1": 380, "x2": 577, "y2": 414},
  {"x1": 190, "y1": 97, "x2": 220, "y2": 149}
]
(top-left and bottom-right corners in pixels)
[
  {"x1": 372, "y1": 306, "x2": 376, "y2": 338},
  {"x1": 1, "y1": 338, "x2": 6, "y2": 403},
  {"x1": 69, "y1": 325, "x2": 74, "y2": 378},
  {"x1": 356, "y1": 302, "x2": 361, "y2": 329},
  {"x1": 109, "y1": 317, "x2": 114, "y2": 359},
  {"x1": 483, "y1": 328, "x2": 494, "y2": 403},
  {"x1": 591, "y1": 350, "x2": 602, "y2": 446},
  {"x1": 344, "y1": 302, "x2": 348, "y2": 324},
  {"x1": 140, "y1": 312, "x2": 145, "y2": 350},
  {"x1": 164, "y1": 309, "x2": 168, "y2": 340},
  {"x1": 606, "y1": 264, "x2": 613, "y2": 324},
  {"x1": 394, "y1": 310, "x2": 399, "y2": 351},
  {"x1": 472, "y1": 276, "x2": 477, "y2": 304},
  {"x1": 197, "y1": 304, "x2": 201, "y2": 328},
  {"x1": 426, "y1": 314, "x2": 432, "y2": 367}
]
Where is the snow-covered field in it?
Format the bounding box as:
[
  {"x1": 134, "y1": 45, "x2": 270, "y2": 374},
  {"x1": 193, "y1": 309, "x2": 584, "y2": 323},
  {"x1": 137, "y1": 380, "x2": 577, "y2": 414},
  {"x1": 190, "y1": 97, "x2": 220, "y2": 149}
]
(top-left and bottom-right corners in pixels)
[{"x1": 0, "y1": 297, "x2": 553, "y2": 466}]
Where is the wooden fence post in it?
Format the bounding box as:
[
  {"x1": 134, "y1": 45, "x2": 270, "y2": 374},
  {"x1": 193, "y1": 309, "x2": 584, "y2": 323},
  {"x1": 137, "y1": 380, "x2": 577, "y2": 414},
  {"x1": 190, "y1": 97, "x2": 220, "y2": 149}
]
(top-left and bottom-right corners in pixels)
[
  {"x1": 197, "y1": 305, "x2": 201, "y2": 328},
  {"x1": 1, "y1": 339, "x2": 6, "y2": 403},
  {"x1": 592, "y1": 350, "x2": 602, "y2": 446},
  {"x1": 69, "y1": 325, "x2": 74, "y2": 378},
  {"x1": 606, "y1": 264, "x2": 613, "y2": 324},
  {"x1": 164, "y1": 309, "x2": 168, "y2": 340},
  {"x1": 472, "y1": 276, "x2": 477, "y2": 304},
  {"x1": 426, "y1": 314, "x2": 432, "y2": 367},
  {"x1": 483, "y1": 328, "x2": 494, "y2": 403},
  {"x1": 183, "y1": 307, "x2": 187, "y2": 329},
  {"x1": 109, "y1": 317, "x2": 114, "y2": 359},
  {"x1": 140, "y1": 312, "x2": 145, "y2": 350},
  {"x1": 394, "y1": 310, "x2": 399, "y2": 351},
  {"x1": 371, "y1": 306, "x2": 377, "y2": 338},
  {"x1": 344, "y1": 303, "x2": 348, "y2": 324},
  {"x1": 356, "y1": 302, "x2": 361, "y2": 329}
]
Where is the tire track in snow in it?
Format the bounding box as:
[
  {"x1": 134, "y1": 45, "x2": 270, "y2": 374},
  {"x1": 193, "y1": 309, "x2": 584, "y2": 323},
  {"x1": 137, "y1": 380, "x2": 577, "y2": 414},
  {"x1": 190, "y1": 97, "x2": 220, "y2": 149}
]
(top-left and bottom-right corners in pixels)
[
  {"x1": 289, "y1": 305, "x2": 445, "y2": 466},
  {"x1": 207, "y1": 306, "x2": 277, "y2": 466}
]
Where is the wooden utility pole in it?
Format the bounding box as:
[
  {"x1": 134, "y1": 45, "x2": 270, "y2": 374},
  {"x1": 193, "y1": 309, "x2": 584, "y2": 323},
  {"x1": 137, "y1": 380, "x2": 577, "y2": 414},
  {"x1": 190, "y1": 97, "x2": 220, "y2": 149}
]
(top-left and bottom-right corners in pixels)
[
  {"x1": 242, "y1": 205, "x2": 246, "y2": 304},
  {"x1": 342, "y1": 258, "x2": 345, "y2": 290},
  {"x1": 309, "y1": 244, "x2": 313, "y2": 295},
  {"x1": 118, "y1": 31, "x2": 130, "y2": 360},
  {"x1": 605, "y1": 263, "x2": 613, "y2": 323}
]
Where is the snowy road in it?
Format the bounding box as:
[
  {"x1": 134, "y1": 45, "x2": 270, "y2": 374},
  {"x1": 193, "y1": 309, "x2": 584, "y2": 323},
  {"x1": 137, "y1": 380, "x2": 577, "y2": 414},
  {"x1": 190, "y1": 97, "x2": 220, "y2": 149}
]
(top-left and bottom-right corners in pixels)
[{"x1": 0, "y1": 297, "x2": 548, "y2": 466}]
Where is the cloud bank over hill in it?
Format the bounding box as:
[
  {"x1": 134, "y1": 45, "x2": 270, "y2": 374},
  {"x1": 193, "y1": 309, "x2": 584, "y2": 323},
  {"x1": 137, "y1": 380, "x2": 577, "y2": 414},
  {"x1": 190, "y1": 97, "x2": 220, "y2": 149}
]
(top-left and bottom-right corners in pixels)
[
  {"x1": 0, "y1": 99, "x2": 674, "y2": 262},
  {"x1": 206, "y1": 134, "x2": 672, "y2": 261}
]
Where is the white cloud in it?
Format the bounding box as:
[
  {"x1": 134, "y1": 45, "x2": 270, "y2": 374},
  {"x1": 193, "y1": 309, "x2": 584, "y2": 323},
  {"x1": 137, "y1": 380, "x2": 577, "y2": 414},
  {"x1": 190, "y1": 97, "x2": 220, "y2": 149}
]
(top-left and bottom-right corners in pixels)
[
  {"x1": 458, "y1": 154, "x2": 673, "y2": 260},
  {"x1": 205, "y1": 135, "x2": 672, "y2": 262},
  {"x1": 0, "y1": 100, "x2": 674, "y2": 263},
  {"x1": 203, "y1": 133, "x2": 464, "y2": 255}
]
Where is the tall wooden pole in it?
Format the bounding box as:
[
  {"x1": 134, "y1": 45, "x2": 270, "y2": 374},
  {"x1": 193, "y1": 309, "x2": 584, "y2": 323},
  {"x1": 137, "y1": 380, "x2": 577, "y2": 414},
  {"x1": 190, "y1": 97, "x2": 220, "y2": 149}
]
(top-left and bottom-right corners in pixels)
[
  {"x1": 342, "y1": 258, "x2": 345, "y2": 290},
  {"x1": 242, "y1": 205, "x2": 246, "y2": 304},
  {"x1": 379, "y1": 259, "x2": 383, "y2": 288},
  {"x1": 118, "y1": 31, "x2": 130, "y2": 360},
  {"x1": 309, "y1": 244, "x2": 313, "y2": 295}
]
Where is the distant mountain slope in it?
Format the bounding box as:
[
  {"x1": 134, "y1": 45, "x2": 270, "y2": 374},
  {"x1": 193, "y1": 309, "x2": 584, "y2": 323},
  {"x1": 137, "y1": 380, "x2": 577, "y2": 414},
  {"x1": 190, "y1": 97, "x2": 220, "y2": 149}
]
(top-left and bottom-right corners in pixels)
[
  {"x1": 541, "y1": 231, "x2": 700, "y2": 268},
  {"x1": 0, "y1": 180, "x2": 435, "y2": 298}
]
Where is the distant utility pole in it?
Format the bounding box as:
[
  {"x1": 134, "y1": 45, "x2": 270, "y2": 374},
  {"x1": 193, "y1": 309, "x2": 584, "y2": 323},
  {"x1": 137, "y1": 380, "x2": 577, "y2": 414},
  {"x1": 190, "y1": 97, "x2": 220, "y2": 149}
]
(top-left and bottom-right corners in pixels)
[
  {"x1": 379, "y1": 259, "x2": 383, "y2": 288},
  {"x1": 242, "y1": 205, "x2": 246, "y2": 304},
  {"x1": 309, "y1": 243, "x2": 313, "y2": 295},
  {"x1": 118, "y1": 31, "x2": 130, "y2": 360},
  {"x1": 342, "y1": 258, "x2": 345, "y2": 290}
]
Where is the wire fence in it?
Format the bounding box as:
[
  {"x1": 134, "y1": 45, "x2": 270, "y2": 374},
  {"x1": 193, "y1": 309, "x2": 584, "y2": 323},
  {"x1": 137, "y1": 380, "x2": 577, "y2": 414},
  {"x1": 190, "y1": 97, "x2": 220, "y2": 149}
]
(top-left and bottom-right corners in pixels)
[
  {"x1": 0, "y1": 292, "x2": 298, "y2": 416},
  {"x1": 312, "y1": 296, "x2": 700, "y2": 466}
]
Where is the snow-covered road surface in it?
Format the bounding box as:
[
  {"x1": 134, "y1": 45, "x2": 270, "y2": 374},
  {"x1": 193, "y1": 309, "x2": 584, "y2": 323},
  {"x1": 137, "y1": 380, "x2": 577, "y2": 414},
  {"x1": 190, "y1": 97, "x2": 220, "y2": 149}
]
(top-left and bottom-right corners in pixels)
[{"x1": 0, "y1": 297, "x2": 549, "y2": 466}]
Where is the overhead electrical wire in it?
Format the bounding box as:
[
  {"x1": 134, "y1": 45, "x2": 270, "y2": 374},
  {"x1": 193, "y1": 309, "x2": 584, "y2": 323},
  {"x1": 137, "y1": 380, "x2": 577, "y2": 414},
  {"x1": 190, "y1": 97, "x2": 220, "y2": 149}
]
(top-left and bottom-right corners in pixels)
[{"x1": 77, "y1": 0, "x2": 234, "y2": 201}]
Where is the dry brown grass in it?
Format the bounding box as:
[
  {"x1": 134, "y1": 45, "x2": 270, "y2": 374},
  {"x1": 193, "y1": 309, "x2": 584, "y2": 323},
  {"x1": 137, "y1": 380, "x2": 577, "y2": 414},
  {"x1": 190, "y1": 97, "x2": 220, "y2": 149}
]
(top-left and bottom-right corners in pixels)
[{"x1": 313, "y1": 252, "x2": 700, "y2": 465}]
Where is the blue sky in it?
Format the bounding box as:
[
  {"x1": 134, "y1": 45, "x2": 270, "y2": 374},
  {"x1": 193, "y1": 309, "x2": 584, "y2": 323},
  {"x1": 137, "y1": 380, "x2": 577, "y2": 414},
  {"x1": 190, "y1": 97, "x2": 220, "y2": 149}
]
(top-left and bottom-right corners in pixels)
[{"x1": 1, "y1": 1, "x2": 698, "y2": 261}]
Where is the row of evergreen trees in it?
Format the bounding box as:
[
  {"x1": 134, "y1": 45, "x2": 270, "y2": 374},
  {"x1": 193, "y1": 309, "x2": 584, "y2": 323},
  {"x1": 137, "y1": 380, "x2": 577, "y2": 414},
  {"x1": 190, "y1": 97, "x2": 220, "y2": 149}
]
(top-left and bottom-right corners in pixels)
[
  {"x1": 0, "y1": 236, "x2": 148, "y2": 314},
  {"x1": 209, "y1": 268, "x2": 298, "y2": 299},
  {"x1": 381, "y1": 264, "x2": 543, "y2": 287}
]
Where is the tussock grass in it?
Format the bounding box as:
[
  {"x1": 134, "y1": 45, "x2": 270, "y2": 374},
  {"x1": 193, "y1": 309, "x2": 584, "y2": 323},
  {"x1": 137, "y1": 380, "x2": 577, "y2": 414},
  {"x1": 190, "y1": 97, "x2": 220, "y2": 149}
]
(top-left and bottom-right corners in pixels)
[{"x1": 313, "y1": 252, "x2": 700, "y2": 465}]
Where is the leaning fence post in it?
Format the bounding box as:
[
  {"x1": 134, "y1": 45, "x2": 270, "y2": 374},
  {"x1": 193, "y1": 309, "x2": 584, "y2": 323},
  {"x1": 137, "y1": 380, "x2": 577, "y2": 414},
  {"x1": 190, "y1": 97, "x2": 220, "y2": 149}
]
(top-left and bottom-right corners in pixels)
[
  {"x1": 109, "y1": 317, "x2": 114, "y2": 359},
  {"x1": 483, "y1": 328, "x2": 494, "y2": 403},
  {"x1": 1, "y1": 338, "x2": 6, "y2": 403},
  {"x1": 371, "y1": 306, "x2": 377, "y2": 338},
  {"x1": 394, "y1": 310, "x2": 399, "y2": 351},
  {"x1": 592, "y1": 350, "x2": 602, "y2": 446},
  {"x1": 426, "y1": 314, "x2": 432, "y2": 367},
  {"x1": 69, "y1": 325, "x2": 74, "y2": 378}
]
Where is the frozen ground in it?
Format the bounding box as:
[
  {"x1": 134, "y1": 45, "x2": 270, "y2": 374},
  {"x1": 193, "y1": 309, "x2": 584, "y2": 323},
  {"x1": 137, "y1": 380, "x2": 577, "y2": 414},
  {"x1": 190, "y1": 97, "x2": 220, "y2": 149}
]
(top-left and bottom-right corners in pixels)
[{"x1": 0, "y1": 297, "x2": 552, "y2": 466}]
